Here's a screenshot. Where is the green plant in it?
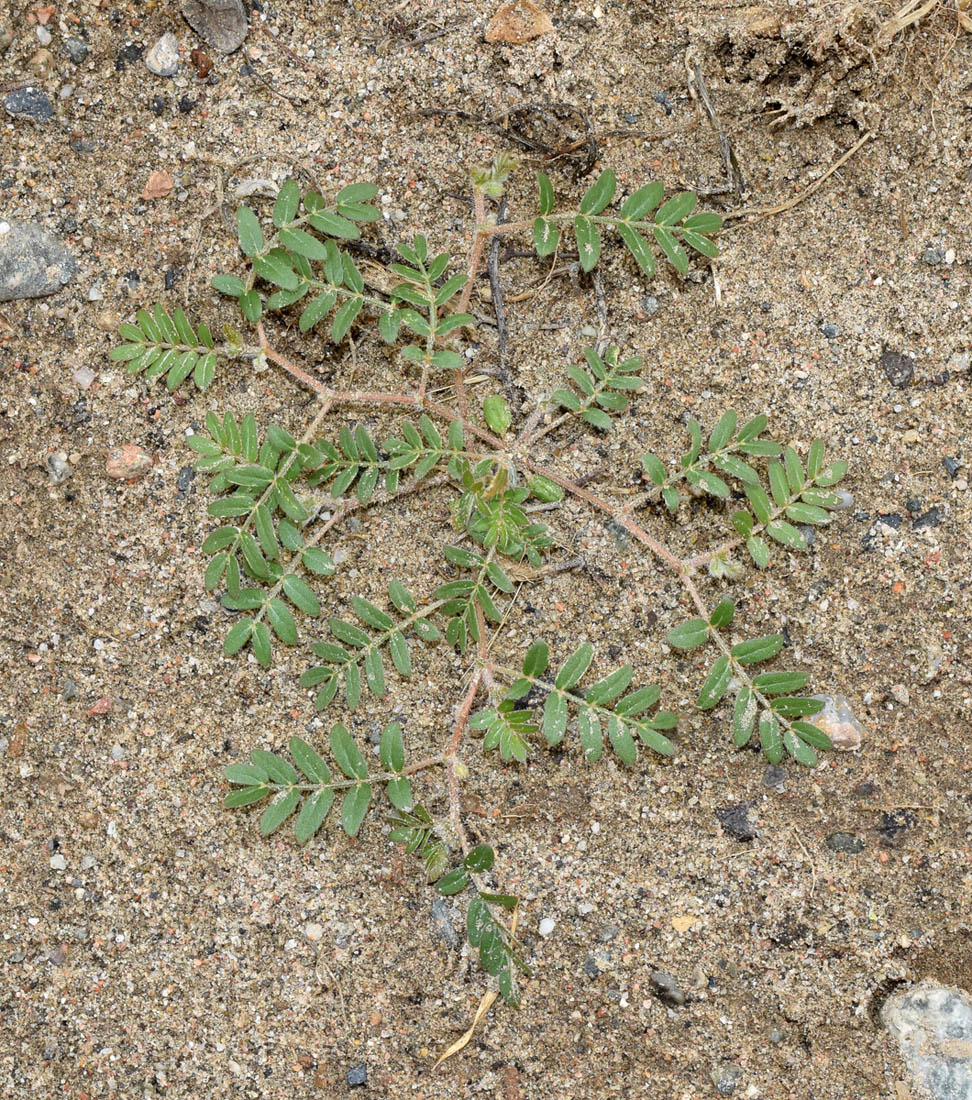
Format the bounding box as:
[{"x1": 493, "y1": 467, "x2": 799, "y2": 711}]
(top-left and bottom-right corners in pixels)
[{"x1": 113, "y1": 157, "x2": 849, "y2": 1013}]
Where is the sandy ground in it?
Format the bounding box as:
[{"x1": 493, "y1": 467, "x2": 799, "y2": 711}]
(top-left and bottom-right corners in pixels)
[{"x1": 1, "y1": 1, "x2": 971, "y2": 1097}]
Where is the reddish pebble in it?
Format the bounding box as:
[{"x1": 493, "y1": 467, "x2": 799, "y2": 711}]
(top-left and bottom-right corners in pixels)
[
  {"x1": 87, "y1": 696, "x2": 113, "y2": 716},
  {"x1": 106, "y1": 445, "x2": 153, "y2": 480},
  {"x1": 369, "y1": 1010, "x2": 382, "y2": 1027}
]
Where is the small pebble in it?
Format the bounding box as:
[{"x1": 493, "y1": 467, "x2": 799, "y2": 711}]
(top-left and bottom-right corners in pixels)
[
  {"x1": 305, "y1": 922, "x2": 323, "y2": 942},
  {"x1": 50, "y1": 854, "x2": 67, "y2": 871},
  {"x1": 346, "y1": 1065, "x2": 367, "y2": 1087},
  {"x1": 890, "y1": 684, "x2": 910, "y2": 705},
  {"x1": 809, "y1": 693, "x2": 863, "y2": 750},
  {"x1": 36, "y1": 25, "x2": 52, "y2": 46},
  {"x1": 641, "y1": 295, "x2": 660, "y2": 318},
  {"x1": 650, "y1": 969, "x2": 686, "y2": 1005},
  {"x1": 181, "y1": 0, "x2": 249, "y2": 54},
  {"x1": 826, "y1": 832, "x2": 865, "y2": 853},
  {"x1": 922, "y1": 246, "x2": 943, "y2": 265},
  {"x1": 942, "y1": 456, "x2": 960, "y2": 479},
  {"x1": 762, "y1": 765, "x2": 786, "y2": 790},
  {"x1": 45, "y1": 452, "x2": 72, "y2": 484},
  {"x1": 110, "y1": 744, "x2": 126, "y2": 761},
  {"x1": 87, "y1": 697, "x2": 113, "y2": 716},
  {"x1": 145, "y1": 33, "x2": 180, "y2": 77},
  {"x1": 63, "y1": 37, "x2": 89, "y2": 64},
  {"x1": 539, "y1": 917, "x2": 556, "y2": 937},
  {"x1": 105, "y1": 444, "x2": 153, "y2": 480},
  {"x1": 715, "y1": 802, "x2": 756, "y2": 841},
  {"x1": 3, "y1": 86, "x2": 53, "y2": 122},
  {"x1": 61, "y1": 678, "x2": 78, "y2": 700},
  {"x1": 912, "y1": 507, "x2": 941, "y2": 530},
  {"x1": 879, "y1": 349, "x2": 915, "y2": 388},
  {"x1": 73, "y1": 366, "x2": 96, "y2": 389}
]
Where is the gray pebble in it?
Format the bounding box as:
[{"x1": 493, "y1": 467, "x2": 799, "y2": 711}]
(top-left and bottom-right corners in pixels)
[
  {"x1": 583, "y1": 954, "x2": 601, "y2": 980},
  {"x1": 943, "y1": 457, "x2": 960, "y2": 479},
  {"x1": 346, "y1": 1065, "x2": 367, "y2": 1087},
  {"x1": 3, "y1": 86, "x2": 53, "y2": 122},
  {"x1": 650, "y1": 969, "x2": 686, "y2": 1005},
  {"x1": 763, "y1": 765, "x2": 786, "y2": 790},
  {"x1": 882, "y1": 981, "x2": 972, "y2": 1100},
  {"x1": 45, "y1": 452, "x2": 72, "y2": 484},
  {"x1": 61, "y1": 679, "x2": 78, "y2": 700},
  {"x1": 36, "y1": 25, "x2": 52, "y2": 46},
  {"x1": 922, "y1": 246, "x2": 944, "y2": 265},
  {"x1": 913, "y1": 507, "x2": 942, "y2": 530},
  {"x1": 429, "y1": 897, "x2": 458, "y2": 948},
  {"x1": 181, "y1": 0, "x2": 248, "y2": 54},
  {"x1": 598, "y1": 923, "x2": 620, "y2": 943},
  {"x1": 0, "y1": 221, "x2": 77, "y2": 301},
  {"x1": 879, "y1": 349, "x2": 915, "y2": 388},
  {"x1": 711, "y1": 1066, "x2": 743, "y2": 1095},
  {"x1": 768, "y1": 1028, "x2": 784, "y2": 1044},
  {"x1": 145, "y1": 32, "x2": 180, "y2": 76},
  {"x1": 63, "y1": 37, "x2": 90, "y2": 64},
  {"x1": 177, "y1": 466, "x2": 196, "y2": 493},
  {"x1": 641, "y1": 295, "x2": 660, "y2": 318},
  {"x1": 826, "y1": 832, "x2": 865, "y2": 853},
  {"x1": 716, "y1": 802, "x2": 756, "y2": 841},
  {"x1": 820, "y1": 322, "x2": 839, "y2": 339}
]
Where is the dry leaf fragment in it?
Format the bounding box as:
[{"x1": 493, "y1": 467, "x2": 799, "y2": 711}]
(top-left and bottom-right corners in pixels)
[
  {"x1": 485, "y1": 0, "x2": 553, "y2": 44},
  {"x1": 141, "y1": 169, "x2": 174, "y2": 200}
]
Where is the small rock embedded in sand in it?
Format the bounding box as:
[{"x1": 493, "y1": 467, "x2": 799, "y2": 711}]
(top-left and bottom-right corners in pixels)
[
  {"x1": 145, "y1": 32, "x2": 180, "y2": 76},
  {"x1": 3, "y1": 86, "x2": 53, "y2": 122},
  {"x1": 0, "y1": 221, "x2": 77, "y2": 301},
  {"x1": 881, "y1": 980, "x2": 972, "y2": 1100},
  {"x1": 485, "y1": 0, "x2": 553, "y2": 44},
  {"x1": 650, "y1": 969, "x2": 686, "y2": 1005},
  {"x1": 45, "y1": 452, "x2": 72, "y2": 484},
  {"x1": 715, "y1": 802, "x2": 756, "y2": 841},
  {"x1": 539, "y1": 917, "x2": 556, "y2": 936},
  {"x1": 181, "y1": 0, "x2": 248, "y2": 54},
  {"x1": 810, "y1": 693, "x2": 863, "y2": 750},
  {"x1": 304, "y1": 922, "x2": 323, "y2": 942},
  {"x1": 87, "y1": 696, "x2": 114, "y2": 716},
  {"x1": 880, "y1": 348, "x2": 915, "y2": 388},
  {"x1": 141, "y1": 169, "x2": 174, "y2": 200},
  {"x1": 106, "y1": 445, "x2": 153, "y2": 480}
]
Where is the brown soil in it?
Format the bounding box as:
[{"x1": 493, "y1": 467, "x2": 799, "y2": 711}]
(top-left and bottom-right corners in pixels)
[{"x1": 1, "y1": 1, "x2": 970, "y2": 1098}]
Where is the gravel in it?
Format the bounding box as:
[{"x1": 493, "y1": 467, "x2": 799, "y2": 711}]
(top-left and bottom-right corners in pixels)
[{"x1": 0, "y1": 221, "x2": 77, "y2": 300}]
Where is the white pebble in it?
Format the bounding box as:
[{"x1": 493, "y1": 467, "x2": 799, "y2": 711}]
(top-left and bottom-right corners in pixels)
[
  {"x1": 305, "y1": 922, "x2": 324, "y2": 942},
  {"x1": 539, "y1": 917, "x2": 556, "y2": 937},
  {"x1": 50, "y1": 854, "x2": 67, "y2": 871}
]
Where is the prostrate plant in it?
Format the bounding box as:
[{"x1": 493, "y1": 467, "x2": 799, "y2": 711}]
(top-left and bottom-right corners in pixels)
[{"x1": 112, "y1": 157, "x2": 850, "y2": 1011}]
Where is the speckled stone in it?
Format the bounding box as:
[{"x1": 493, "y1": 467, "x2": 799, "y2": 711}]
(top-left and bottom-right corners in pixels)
[
  {"x1": 882, "y1": 981, "x2": 972, "y2": 1100},
  {"x1": 0, "y1": 221, "x2": 77, "y2": 300}
]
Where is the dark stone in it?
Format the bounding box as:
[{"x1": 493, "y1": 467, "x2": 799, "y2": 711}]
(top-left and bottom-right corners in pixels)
[
  {"x1": 63, "y1": 38, "x2": 90, "y2": 64},
  {"x1": 649, "y1": 969, "x2": 685, "y2": 1005},
  {"x1": 582, "y1": 955, "x2": 601, "y2": 980},
  {"x1": 3, "y1": 87, "x2": 54, "y2": 122},
  {"x1": 880, "y1": 349, "x2": 915, "y2": 388},
  {"x1": 878, "y1": 809, "x2": 916, "y2": 847},
  {"x1": 346, "y1": 1065, "x2": 366, "y2": 1087},
  {"x1": 115, "y1": 42, "x2": 144, "y2": 70},
  {"x1": 878, "y1": 513, "x2": 902, "y2": 529},
  {"x1": 181, "y1": 0, "x2": 249, "y2": 54},
  {"x1": 652, "y1": 90, "x2": 674, "y2": 115},
  {"x1": 763, "y1": 766, "x2": 786, "y2": 789},
  {"x1": 164, "y1": 267, "x2": 177, "y2": 290},
  {"x1": 906, "y1": 497, "x2": 923, "y2": 513},
  {"x1": 821, "y1": 322, "x2": 839, "y2": 339},
  {"x1": 0, "y1": 222, "x2": 78, "y2": 301},
  {"x1": 913, "y1": 507, "x2": 942, "y2": 530},
  {"x1": 852, "y1": 782, "x2": 878, "y2": 798},
  {"x1": 151, "y1": 95, "x2": 166, "y2": 116},
  {"x1": 177, "y1": 466, "x2": 196, "y2": 493},
  {"x1": 178, "y1": 96, "x2": 197, "y2": 113},
  {"x1": 826, "y1": 832, "x2": 865, "y2": 853},
  {"x1": 942, "y1": 457, "x2": 960, "y2": 479},
  {"x1": 716, "y1": 802, "x2": 756, "y2": 841}
]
